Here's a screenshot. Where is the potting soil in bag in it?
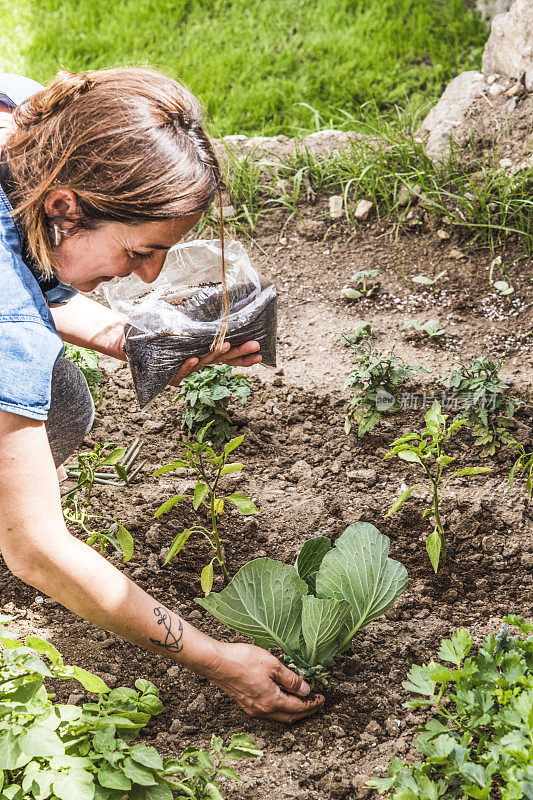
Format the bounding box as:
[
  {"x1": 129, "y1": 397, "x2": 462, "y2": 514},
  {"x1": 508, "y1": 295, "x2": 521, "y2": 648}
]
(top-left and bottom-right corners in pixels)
[{"x1": 105, "y1": 239, "x2": 277, "y2": 408}]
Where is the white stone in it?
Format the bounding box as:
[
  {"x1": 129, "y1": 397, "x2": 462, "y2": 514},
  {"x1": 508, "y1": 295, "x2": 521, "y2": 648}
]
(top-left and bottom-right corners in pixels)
[
  {"x1": 221, "y1": 204, "x2": 236, "y2": 219},
  {"x1": 328, "y1": 194, "x2": 343, "y2": 218},
  {"x1": 482, "y1": 0, "x2": 533, "y2": 91},
  {"x1": 354, "y1": 199, "x2": 374, "y2": 220},
  {"x1": 420, "y1": 71, "x2": 484, "y2": 161}
]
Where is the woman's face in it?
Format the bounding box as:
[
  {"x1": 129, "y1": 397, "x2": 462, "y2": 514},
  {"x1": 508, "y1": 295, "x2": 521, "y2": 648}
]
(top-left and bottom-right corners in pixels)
[{"x1": 52, "y1": 214, "x2": 203, "y2": 293}]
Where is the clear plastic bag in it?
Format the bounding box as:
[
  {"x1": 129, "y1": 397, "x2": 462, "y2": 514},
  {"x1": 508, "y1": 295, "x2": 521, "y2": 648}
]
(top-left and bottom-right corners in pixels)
[{"x1": 105, "y1": 239, "x2": 277, "y2": 408}]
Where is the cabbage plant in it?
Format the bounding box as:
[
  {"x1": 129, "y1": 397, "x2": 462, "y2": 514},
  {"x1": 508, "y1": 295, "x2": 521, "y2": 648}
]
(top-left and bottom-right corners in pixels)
[{"x1": 197, "y1": 522, "x2": 407, "y2": 685}]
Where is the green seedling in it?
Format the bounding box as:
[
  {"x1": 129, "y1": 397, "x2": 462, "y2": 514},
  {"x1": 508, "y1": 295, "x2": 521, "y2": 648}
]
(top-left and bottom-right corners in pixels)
[
  {"x1": 341, "y1": 269, "x2": 380, "y2": 300},
  {"x1": 0, "y1": 621, "x2": 262, "y2": 800},
  {"x1": 384, "y1": 400, "x2": 491, "y2": 572},
  {"x1": 176, "y1": 364, "x2": 252, "y2": 444},
  {"x1": 338, "y1": 320, "x2": 372, "y2": 346},
  {"x1": 488, "y1": 255, "x2": 514, "y2": 300},
  {"x1": 197, "y1": 522, "x2": 407, "y2": 687},
  {"x1": 344, "y1": 342, "x2": 424, "y2": 436},
  {"x1": 403, "y1": 319, "x2": 445, "y2": 338},
  {"x1": 412, "y1": 270, "x2": 446, "y2": 288},
  {"x1": 66, "y1": 437, "x2": 144, "y2": 487},
  {"x1": 64, "y1": 343, "x2": 106, "y2": 408},
  {"x1": 153, "y1": 422, "x2": 258, "y2": 592},
  {"x1": 440, "y1": 356, "x2": 521, "y2": 456},
  {"x1": 62, "y1": 441, "x2": 139, "y2": 561},
  {"x1": 369, "y1": 617, "x2": 533, "y2": 800},
  {"x1": 509, "y1": 444, "x2": 533, "y2": 501}
]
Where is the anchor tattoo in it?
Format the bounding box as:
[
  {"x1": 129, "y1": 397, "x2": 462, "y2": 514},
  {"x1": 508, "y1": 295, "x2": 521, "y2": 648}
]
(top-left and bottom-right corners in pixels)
[{"x1": 149, "y1": 606, "x2": 183, "y2": 653}]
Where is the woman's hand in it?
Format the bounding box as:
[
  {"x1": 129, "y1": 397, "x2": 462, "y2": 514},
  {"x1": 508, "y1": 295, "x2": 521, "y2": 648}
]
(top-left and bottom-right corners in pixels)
[
  {"x1": 169, "y1": 340, "x2": 262, "y2": 386},
  {"x1": 202, "y1": 642, "x2": 325, "y2": 723}
]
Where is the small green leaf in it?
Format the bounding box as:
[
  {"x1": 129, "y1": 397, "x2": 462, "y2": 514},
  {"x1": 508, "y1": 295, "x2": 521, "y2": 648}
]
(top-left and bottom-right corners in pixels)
[
  {"x1": 224, "y1": 435, "x2": 245, "y2": 456},
  {"x1": 217, "y1": 765, "x2": 242, "y2": 781},
  {"x1": 450, "y1": 467, "x2": 492, "y2": 477},
  {"x1": 117, "y1": 524, "x2": 134, "y2": 562},
  {"x1": 225, "y1": 494, "x2": 259, "y2": 515},
  {"x1": 227, "y1": 733, "x2": 263, "y2": 759},
  {"x1": 201, "y1": 560, "x2": 215, "y2": 596},
  {"x1": 193, "y1": 483, "x2": 209, "y2": 510},
  {"x1": 25, "y1": 637, "x2": 64, "y2": 666},
  {"x1": 101, "y1": 448, "x2": 127, "y2": 466},
  {"x1": 385, "y1": 485, "x2": 423, "y2": 517},
  {"x1": 426, "y1": 528, "x2": 442, "y2": 573},
  {"x1": 397, "y1": 449, "x2": 424, "y2": 465},
  {"x1": 153, "y1": 495, "x2": 189, "y2": 518},
  {"x1": 71, "y1": 666, "x2": 110, "y2": 693},
  {"x1": 219, "y1": 463, "x2": 245, "y2": 475},
  {"x1": 153, "y1": 460, "x2": 188, "y2": 476},
  {"x1": 164, "y1": 530, "x2": 195, "y2": 565}
]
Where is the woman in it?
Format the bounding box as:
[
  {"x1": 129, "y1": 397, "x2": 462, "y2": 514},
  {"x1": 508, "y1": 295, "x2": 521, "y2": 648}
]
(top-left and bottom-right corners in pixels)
[{"x1": 0, "y1": 68, "x2": 324, "y2": 722}]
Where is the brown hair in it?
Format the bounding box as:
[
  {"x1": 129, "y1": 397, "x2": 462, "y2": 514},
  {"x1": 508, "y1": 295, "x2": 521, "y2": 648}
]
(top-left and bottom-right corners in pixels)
[{"x1": 4, "y1": 67, "x2": 222, "y2": 280}]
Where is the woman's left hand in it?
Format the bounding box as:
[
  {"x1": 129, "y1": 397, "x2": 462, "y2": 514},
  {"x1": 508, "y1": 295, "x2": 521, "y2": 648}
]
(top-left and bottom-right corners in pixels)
[{"x1": 169, "y1": 340, "x2": 262, "y2": 386}]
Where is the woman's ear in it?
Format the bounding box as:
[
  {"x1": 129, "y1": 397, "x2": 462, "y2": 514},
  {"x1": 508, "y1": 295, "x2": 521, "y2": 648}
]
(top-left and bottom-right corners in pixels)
[{"x1": 44, "y1": 189, "x2": 79, "y2": 227}]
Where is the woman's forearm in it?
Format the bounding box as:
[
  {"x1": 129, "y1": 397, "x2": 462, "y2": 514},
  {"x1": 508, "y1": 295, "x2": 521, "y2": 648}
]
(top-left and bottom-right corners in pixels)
[
  {"x1": 50, "y1": 294, "x2": 127, "y2": 362},
  {"x1": 23, "y1": 530, "x2": 222, "y2": 676}
]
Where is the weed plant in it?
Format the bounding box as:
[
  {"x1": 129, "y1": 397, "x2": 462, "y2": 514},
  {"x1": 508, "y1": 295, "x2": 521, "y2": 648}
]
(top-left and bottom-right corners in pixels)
[
  {"x1": 153, "y1": 423, "x2": 258, "y2": 592},
  {"x1": 62, "y1": 442, "x2": 138, "y2": 560},
  {"x1": 341, "y1": 269, "x2": 380, "y2": 300},
  {"x1": 177, "y1": 365, "x2": 251, "y2": 444},
  {"x1": 509, "y1": 445, "x2": 533, "y2": 501},
  {"x1": 440, "y1": 356, "x2": 521, "y2": 456},
  {"x1": 0, "y1": 619, "x2": 262, "y2": 800},
  {"x1": 369, "y1": 616, "x2": 533, "y2": 800},
  {"x1": 403, "y1": 319, "x2": 446, "y2": 339},
  {"x1": 207, "y1": 126, "x2": 532, "y2": 253},
  {"x1": 384, "y1": 400, "x2": 491, "y2": 572},
  {"x1": 344, "y1": 341, "x2": 424, "y2": 436}
]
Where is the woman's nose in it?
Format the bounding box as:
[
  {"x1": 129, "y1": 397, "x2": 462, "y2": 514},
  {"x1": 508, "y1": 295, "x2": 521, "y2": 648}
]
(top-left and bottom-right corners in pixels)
[{"x1": 133, "y1": 254, "x2": 166, "y2": 283}]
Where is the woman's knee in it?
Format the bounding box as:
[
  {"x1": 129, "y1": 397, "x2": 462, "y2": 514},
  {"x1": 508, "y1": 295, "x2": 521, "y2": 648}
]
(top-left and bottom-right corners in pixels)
[{"x1": 45, "y1": 357, "x2": 95, "y2": 467}]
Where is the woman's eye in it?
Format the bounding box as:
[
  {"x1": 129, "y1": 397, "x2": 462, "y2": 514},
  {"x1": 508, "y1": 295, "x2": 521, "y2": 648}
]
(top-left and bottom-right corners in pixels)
[{"x1": 127, "y1": 250, "x2": 155, "y2": 261}]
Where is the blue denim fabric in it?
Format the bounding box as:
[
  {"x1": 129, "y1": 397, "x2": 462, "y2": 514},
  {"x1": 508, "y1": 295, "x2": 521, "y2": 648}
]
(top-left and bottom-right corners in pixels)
[{"x1": 0, "y1": 74, "x2": 79, "y2": 420}]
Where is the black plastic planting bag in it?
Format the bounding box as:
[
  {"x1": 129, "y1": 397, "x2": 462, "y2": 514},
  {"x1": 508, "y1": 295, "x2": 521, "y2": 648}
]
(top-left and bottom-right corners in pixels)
[{"x1": 105, "y1": 239, "x2": 277, "y2": 408}]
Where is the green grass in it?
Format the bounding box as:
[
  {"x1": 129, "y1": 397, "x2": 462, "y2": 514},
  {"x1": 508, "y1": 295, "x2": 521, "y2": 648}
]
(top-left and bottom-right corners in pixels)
[
  {"x1": 204, "y1": 119, "x2": 533, "y2": 254},
  {"x1": 2, "y1": 0, "x2": 487, "y2": 136}
]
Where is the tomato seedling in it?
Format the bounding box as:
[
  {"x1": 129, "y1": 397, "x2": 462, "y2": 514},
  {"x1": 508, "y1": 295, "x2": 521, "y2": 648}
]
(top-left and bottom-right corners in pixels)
[
  {"x1": 154, "y1": 423, "x2": 258, "y2": 592},
  {"x1": 384, "y1": 400, "x2": 491, "y2": 572}
]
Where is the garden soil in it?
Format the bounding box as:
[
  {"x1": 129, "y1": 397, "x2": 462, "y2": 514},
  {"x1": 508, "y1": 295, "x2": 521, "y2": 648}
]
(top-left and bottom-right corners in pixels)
[{"x1": 2, "y1": 202, "x2": 532, "y2": 800}]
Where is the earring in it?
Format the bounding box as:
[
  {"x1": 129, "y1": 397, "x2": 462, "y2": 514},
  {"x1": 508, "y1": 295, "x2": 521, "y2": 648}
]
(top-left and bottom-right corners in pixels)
[{"x1": 52, "y1": 224, "x2": 61, "y2": 247}]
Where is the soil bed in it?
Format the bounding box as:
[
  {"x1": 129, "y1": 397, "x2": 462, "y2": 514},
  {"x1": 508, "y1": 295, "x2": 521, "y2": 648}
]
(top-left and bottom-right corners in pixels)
[{"x1": 2, "y1": 207, "x2": 532, "y2": 799}]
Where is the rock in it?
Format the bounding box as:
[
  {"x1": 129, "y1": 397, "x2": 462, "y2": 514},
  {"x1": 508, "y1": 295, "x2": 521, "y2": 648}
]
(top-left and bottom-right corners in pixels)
[
  {"x1": 147, "y1": 553, "x2": 160, "y2": 572},
  {"x1": 397, "y1": 185, "x2": 411, "y2": 206},
  {"x1": 221, "y1": 204, "x2": 236, "y2": 219},
  {"x1": 67, "y1": 693, "x2": 85, "y2": 705},
  {"x1": 219, "y1": 129, "x2": 369, "y2": 160},
  {"x1": 521, "y1": 552, "x2": 533, "y2": 568},
  {"x1": 288, "y1": 459, "x2": 313, "y2": 481},
  {"x1": 482, "y1": 0, "x2": 533, "y2": 91},
  {"x1": 187, "y1": 692, "x2": 207, "y2": 714},
  {"x1": 328, "y1": 195, "x2": 344, "y2": 218},
  {"x1": 188, "y1": 610, "x2": 203, "y2": 621},
  {"x1": 143, "y1": 419, "x2": 165, "y2": 434},
  {"x1": 420, "y1": 71, "x2": 485, "y2": 161},
  {"x1": 354, "y1": 199, "x2": 374, "y2": 220},
  {"x1": 449, "y1": 248, "x2": 466, "y2": 259},
  {"x1": 167, "y1": 664, "x2": 181, "y2": 678},
  {"x1": 295, "y1": 218, "x2": 326, "y2": 240},
  {"x1": 329, "y1": 724, "x2": 347, "y2": 738},
  {"x1": 169, "y1": 718, "x2": 181, "y2": 733},
  {"x1": 475, "y1": 0, "x2": 514, "y2": 20},
  {"x1": 346, "y1": 468, "x2": 377, "y2": 485},
  {"x1": 437, "y1": 229, "x2": 451, "y2": 239}
]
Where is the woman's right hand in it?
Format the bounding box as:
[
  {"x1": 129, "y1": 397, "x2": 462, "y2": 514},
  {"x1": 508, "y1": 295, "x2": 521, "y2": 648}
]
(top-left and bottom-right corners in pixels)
[{"x1": 202, "y1": 641, "x2": 325, "y2": 722}]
